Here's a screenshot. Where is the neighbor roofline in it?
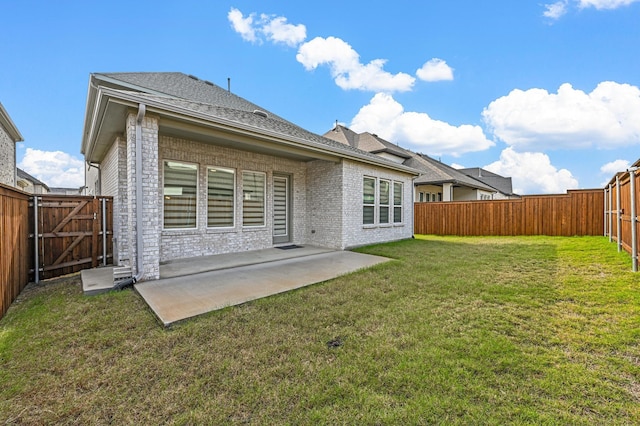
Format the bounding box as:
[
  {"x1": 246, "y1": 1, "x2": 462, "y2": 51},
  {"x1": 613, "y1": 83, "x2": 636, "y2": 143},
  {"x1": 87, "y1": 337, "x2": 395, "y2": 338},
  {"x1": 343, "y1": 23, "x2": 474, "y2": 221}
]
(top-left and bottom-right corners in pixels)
[
  {"x1": 0, "y1": 102, "x2": 24, "y2": 142},
  {"x1": 83, "y1": 86, "x2": 419, "y2": 176}
]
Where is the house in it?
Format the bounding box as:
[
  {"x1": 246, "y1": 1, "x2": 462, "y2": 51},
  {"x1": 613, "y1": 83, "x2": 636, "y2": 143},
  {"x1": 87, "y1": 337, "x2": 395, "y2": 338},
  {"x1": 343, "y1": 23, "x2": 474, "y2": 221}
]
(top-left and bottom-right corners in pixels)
[
  {"x1": 81, "y1": 72, "x2": 419, "y2": 281},
  {"x1": 0, "y1": 102, "x2": 24, "y2": 187},
  {"x1": 458, "y1": 167, "x2": 518, "y2": 199},
  {"x1": 16, "y1": 168, "x2": 50, "y2": 194},
  {"x1": 323, "y1": 125, "x2": 503, "y2": 202}
]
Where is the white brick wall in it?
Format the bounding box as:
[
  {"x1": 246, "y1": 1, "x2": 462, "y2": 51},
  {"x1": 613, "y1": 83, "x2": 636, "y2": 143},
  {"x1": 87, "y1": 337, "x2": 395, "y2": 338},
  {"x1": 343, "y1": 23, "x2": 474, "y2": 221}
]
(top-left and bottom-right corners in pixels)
[
  {"x1": 158, "y1": 136, "x2": 308, "y2": 262},
  {"x1": 342, "y1": 160, "x2": 414, "y2": 249},
  {"x1": 126, "y1": 113, "x2": 160, "y2": 280},
  {"x1": 0, "y1": 123, "x2": 16, "y2": 186},
  {"x1": 305, "y1": 160, "x2": 343, "y2": 249}
]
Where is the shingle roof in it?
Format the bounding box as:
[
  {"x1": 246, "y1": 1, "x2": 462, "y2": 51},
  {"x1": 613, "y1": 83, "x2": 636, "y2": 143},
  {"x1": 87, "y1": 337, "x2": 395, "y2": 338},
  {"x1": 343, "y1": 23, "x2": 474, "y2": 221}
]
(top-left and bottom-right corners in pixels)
[
  {"x1": 17, "y1": 168, "x2": 49, "y2": 190},
  {"x1": 96, "y1": 72, "x2": 290, "y2": 123},
  {"x1": 90, "y1": 73, "x2": 417, "y2": 172},
  {"x1": 459, "y1": 167, "x2": 515, "y2": 195},
  {"x1": 323, "y1": 125, "x2": 410, "y2": 159},
  {"x1": 409, "y1": 155, "x2": 496, "y2": 191}
]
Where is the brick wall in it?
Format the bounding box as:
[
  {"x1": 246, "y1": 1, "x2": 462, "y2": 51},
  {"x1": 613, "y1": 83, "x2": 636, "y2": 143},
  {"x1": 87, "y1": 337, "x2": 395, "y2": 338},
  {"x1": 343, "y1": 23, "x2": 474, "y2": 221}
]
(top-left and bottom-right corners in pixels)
[
  {"x1": 305, "y1": 160, "x2": 344, "y2": 249},
  {"x1": 342, "y1": 160, "x2": 414, "y2": 248},
  {"x1": 158, "y1": 136, "x2": 309, "y2": 262},
  {"x1": 0, "y1": 124, "x2": 16, "y2": 187}
]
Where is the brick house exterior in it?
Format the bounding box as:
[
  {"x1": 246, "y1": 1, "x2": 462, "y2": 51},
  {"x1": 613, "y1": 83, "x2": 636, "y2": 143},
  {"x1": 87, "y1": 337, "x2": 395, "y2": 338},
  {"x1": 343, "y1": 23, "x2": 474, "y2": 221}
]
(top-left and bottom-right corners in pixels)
[
  {"x1": 81, "y1": 73, "x2": 418, "y2": 281},
  {"x1": 0, "y1": 103, "x2": 23, "y2": 187}
]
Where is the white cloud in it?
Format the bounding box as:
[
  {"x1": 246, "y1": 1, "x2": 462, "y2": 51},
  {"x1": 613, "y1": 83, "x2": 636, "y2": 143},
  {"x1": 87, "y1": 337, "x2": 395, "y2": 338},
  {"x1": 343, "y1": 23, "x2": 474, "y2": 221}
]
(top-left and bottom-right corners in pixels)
[
  {"x1": 482, "y1": 81, "x2": 640, "y2": 150},
  {"x1": 485, "y1": 147, "x2": 578, "y2": 194},
  {"x1": 350, "y1": 93, "x2": 494, "y2": 156},
  {"x1": 578, "y1": 0, "x2": 640, "y2": 9},
  {"x1": 260, "y1": 14, "x2": 306, "y2": 47},
  {"x1": 296, "y1": 37, "x2": 415, "y2": 92},
  {"x1": 600, "y1": 159, "x2": 631, "y2": 175},
  {"x1": 544, "y1": 1, "x2": 569, "y2": 19},
  {"x1": 416, "y1": 58, "x2": 454, "y2": 82},
  {"x1": 228, "y1": 8, "x2": 306, "y2": 47},
  {"x1": 544, "y1": 0, "x2": 639, "y2": 19},
  {"x1": 228, "y1": 8, "x2": 258, "y2": 43},
  {"x1": 18, "y1": 148, "x2": 84, "y2": 188},
  {"x1": 599, "y1": 159, "x2": 631, "y2": 185},
  {"x1": 450, "y1": 163, "x2": 465, "y2": 169}
]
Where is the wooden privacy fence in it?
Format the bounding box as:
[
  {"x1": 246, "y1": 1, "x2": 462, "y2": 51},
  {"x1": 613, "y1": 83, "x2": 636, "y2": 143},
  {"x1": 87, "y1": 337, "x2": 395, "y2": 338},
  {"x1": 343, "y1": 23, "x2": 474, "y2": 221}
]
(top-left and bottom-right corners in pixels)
[
  {"x1": 1, "y1": 190, "x2": 113, "y2": 321},
  {"x1": 0, "y1": 184, "x2": 31, "y2": 321},
  {"x1": 604, "y1": 164, "x2": 639, "y2": 271},
  {"x1": 414, "y1": 189, "x2": 604, "y2": 237},
  {"x1": 33, "y1": 195, "x2": 113, "y2": 281}
]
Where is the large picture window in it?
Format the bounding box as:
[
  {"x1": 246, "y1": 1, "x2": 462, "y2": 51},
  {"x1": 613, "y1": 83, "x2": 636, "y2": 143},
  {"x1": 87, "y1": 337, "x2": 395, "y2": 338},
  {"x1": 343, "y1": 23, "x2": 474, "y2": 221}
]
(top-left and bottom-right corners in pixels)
[
  {"x1": 363, "y1": 177, "x2": 376, "y2": 225},
  {"x1": 242, "y1": 171, "x2": 265, "y2": 227},
  {"x1": 379, "y1": 179, "x2": 390, "y2": 224},
  {"x1": 393, "y1": 181, "x2": 403, "y2": 223},
  {"x1": 163, "y1": 161, "x2": 198, "y2": 229},
  {"x1": 207, "y1": 167, "x2": 235, "y2": 228}
]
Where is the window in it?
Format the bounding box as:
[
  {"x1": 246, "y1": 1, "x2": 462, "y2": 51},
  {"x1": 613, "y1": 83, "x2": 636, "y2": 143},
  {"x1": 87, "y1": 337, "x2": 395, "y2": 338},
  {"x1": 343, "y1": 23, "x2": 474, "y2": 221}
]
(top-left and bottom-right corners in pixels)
[
  {"x1": 242, "y1": 171, "x2": 265, "y2": 227},
  {"x1": 438, "y1": 192, "x2": 442, "y2": 202},
  {"x1": 419, "y1": 192, "x2": 424, "y2": 202},
  {"x1": 379, "y1": 180, "x2": 390, "y2": 224},
  {"x1": 163, "y1": 161, "x2": 197, "y2": 229},
  {"x1": 363, "y1": 177, "x2": 376, "y2": 225},
  {"x1": 393, "y1": 181, "x2": 403, "y2": 223},
  {"x1": 207, "y1": 167, "x2": 235, "y2": 228}
]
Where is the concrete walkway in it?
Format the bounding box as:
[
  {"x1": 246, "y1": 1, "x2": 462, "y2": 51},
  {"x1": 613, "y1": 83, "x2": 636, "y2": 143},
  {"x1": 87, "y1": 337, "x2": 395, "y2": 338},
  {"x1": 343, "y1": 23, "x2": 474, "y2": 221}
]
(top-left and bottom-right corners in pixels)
[{"x1": 127, "y1": 247, "x2": 390, "y2": 326}]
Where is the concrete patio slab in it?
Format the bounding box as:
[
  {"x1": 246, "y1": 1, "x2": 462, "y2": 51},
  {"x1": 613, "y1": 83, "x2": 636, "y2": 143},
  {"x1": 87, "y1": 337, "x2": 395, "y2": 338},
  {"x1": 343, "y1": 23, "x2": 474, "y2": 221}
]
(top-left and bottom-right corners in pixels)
[
  {"x1": 81, "y1": 267, "x2": 117, "y2": 295},
  {"x1": 135, "y1": 251, "x2": 390, "y2": 326}
]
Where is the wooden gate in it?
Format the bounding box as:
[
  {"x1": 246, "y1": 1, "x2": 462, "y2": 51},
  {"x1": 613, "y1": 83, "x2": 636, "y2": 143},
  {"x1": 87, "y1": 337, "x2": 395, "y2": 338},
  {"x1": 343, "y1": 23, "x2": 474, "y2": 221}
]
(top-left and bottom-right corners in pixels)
[{"x1": 32, "y1": 195, "x2": 113, "y2": 281}]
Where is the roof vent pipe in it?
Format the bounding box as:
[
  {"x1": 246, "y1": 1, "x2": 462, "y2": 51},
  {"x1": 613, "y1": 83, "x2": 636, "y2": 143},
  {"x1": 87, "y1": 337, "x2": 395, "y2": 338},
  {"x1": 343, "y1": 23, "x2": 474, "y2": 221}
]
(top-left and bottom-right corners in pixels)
[{"x1": 227, "y1": 77, "x2": 231, "y2": 93}]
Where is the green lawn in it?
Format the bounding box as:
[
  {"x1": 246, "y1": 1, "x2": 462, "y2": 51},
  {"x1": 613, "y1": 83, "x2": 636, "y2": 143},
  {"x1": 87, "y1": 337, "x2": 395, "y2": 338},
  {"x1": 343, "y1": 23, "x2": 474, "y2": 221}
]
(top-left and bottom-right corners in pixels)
[{"x1": 1, "y1": 236, "x2": 639, "y2": 424}]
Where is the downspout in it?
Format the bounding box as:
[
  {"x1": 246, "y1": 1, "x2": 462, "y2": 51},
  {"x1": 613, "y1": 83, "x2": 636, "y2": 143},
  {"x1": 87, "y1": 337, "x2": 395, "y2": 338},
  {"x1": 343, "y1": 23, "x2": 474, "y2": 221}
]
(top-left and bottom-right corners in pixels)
[
  {"x1": 629, "y1": 167, "x2": 638, "y2": 272},
  {"x1": 114, "y1": 104, "x2": 146, "y2": 289}
]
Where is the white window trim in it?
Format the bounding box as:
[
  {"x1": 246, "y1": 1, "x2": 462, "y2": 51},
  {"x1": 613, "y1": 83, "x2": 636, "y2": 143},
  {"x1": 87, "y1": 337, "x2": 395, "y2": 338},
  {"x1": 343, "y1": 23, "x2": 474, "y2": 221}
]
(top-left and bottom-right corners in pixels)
[
  {"x1": 162, "y1": 159, "x2": 199, "y2": 231},
  {"x1": 242, "y1": 170, "x2": 267, "y2": 228},
  {"x1": 206, "y1": 166, "x2": 236, "y2": 230},
  {"x1": 363, "y1": 176, "x2": 377, "y2": 226},
  {"x1": 393, "y1": 180, "x2": 403, "y2": 225}
]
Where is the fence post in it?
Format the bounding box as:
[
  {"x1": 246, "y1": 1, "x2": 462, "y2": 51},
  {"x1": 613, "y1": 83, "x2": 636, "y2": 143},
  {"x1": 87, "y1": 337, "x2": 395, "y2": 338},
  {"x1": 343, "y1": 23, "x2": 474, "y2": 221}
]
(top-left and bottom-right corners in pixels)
[
  {"x1": 603, "y1": 188, "x2": 607, "y2": 237},
  {"x1": 33, "y1": 196, "x2": 39, "y2": 284},
  {"x1": 630, "y1": 167, "x2": 638, "y2": 272},
  {"x1": 102, "y1": 197, "x2": 107, "y2": 266},
  {"x1": 616, "y1": 175, "x2": 622, "y2": 252},
  {"x1": 608, "y1": 183, "x2": 613, "y2": 243}
]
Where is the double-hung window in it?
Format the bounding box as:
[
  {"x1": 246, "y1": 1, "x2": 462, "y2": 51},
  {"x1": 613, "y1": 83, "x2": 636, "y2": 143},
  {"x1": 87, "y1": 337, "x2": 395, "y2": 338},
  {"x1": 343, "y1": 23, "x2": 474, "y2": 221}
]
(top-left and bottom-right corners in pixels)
[
  {"x1": 363, "y1": 177, "x2": 376, "y2": 225},
  {"x1": 379, "y1": 179, "x2": 390, "y2": 224},
  {"x1": 207, "y1": 167, "x2": 235, "y2": 228},
  {"x1": 393, "y1": 181, "x2": 403, "y2": 223},
  {"x1": 242, "y1": 171, "x2": 265, "y2": 227},
  {"x1": 163, "y1": 161, "x2": 198, "y2": 229}
]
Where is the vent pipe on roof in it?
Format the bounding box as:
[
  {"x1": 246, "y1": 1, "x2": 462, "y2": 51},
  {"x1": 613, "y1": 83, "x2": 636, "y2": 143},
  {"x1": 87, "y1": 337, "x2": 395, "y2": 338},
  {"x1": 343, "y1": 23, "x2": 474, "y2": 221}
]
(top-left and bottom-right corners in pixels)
[{"x1": 227, "y1": 77, "x2": 231, "y2": 93}]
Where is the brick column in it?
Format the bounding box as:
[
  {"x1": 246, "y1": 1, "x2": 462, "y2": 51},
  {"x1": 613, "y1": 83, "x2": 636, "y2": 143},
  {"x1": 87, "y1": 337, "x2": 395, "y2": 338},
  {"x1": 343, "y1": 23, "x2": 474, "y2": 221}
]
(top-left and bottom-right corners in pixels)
[{"x1": 126, "y1": 112, "x2": 160, "y2": 280}]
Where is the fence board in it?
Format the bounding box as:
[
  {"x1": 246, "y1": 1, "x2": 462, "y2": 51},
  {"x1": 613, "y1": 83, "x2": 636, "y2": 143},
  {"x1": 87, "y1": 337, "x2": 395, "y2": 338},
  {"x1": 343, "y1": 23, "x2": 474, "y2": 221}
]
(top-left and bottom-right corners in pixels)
[
  {"x1": 0, "y1": 184, "x2": 31, "y2": 321},
  {"x1": 414, "y1": 189, "x2": 604, "y2": 237}
]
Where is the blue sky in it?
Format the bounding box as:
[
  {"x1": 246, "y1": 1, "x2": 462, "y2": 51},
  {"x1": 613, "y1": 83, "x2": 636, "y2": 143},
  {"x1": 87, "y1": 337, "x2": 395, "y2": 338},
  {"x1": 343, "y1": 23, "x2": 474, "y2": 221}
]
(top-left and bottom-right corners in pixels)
[{"x1": 1, "y1": 0, "x2": 639, "y2": 193}]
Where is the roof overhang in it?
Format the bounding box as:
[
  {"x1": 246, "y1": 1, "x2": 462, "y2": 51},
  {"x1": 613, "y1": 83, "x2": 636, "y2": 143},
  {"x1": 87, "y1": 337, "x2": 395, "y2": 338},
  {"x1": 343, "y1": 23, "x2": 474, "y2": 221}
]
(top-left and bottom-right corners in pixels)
[
  {"x1": 0, "y1": 103, "x2": 24, "y2": 142},
  {"x1": 81, "y1": 83, "x2": 419, "y2": 176}
]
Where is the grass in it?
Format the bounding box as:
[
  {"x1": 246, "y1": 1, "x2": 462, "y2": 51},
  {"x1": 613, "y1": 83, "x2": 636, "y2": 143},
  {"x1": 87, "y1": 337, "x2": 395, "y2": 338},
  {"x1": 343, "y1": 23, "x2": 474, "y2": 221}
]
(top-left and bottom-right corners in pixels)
[{"x1": 1, "y1": 235, "x2": 639, "y2": 424}]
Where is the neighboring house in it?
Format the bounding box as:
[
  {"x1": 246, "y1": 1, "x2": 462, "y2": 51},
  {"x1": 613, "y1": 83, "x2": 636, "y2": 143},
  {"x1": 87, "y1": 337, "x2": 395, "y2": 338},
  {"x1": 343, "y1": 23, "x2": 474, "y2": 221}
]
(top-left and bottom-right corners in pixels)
[
  {"x1": 81, "y1": 72, "x2": 419, "y2": 281},
  {"x1": 49, "y1": 187, "x2": 84, "y2": 195},
  {"x1": 323, "y1": 125, "x2": 501, "y2": 202},
  {"x1": 458, "y1": 167, "x2": 519, "y2": 199},
  {"x1": 16, "y1": 168, "x2": 50, "y2": 194},
  {"x1": 0, "y1": 102, "x2": 24, "y2": 187}
]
